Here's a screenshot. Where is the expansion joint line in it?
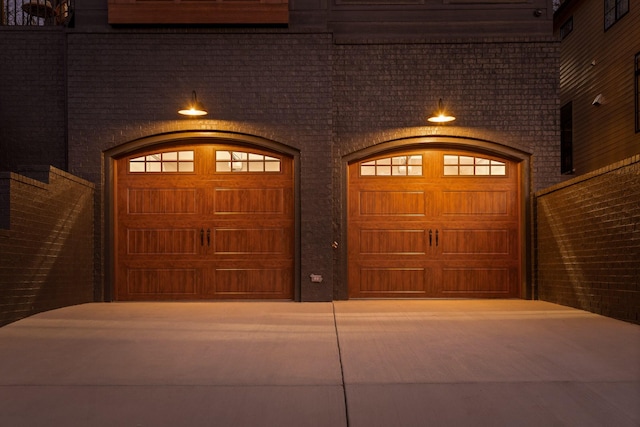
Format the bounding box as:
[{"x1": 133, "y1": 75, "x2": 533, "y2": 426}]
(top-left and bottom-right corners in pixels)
[{"x1": 332, "y1": 302, "x2": 350, "y2": 427}]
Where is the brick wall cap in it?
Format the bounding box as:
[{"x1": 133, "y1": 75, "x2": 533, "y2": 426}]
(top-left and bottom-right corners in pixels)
[
  {"x1": 335, "y1": 36, "x2": 559, "y2": 45},
  {"x1": 536, "y1": 154, "x2": 640, "y2": 197}
]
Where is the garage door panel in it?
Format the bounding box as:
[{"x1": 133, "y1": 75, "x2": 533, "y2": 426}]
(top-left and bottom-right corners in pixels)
[
  {"x1": 116, "y1": 144, "x2": 294, "y2": 301},
  {"x1": 441, "y1": 267, "x2": 515, "y2": 296},
  {"x1": 126, "y1": 229, "x2": 199, "y2": 255},
  {"x1": 356, "y1": 267, "x2": 430, "y2": 296},
  {"x1": 440, "y1": 190, "x2": 511, "y2": 216},
  {"x1": 207, "y1": 267, "x2": 291, "y2": 297},
  {"x1": 358, "y1": 190, "x2": 427, "y2": 216},
  {"x1": 127, "y1": 188, "x2": 198, "y2": 214},
  {"x1": 214, "y1": 188, "x2": 285, "y2": 214},
  {"x1": 214, "y1": 227, "x2": 289, "y2": 254},
  {"x1": 348, "y1": 148, "x2": 521, "y2": 299},
  {"x1": 440, "y1": 229, "x2": 514, "y2": 256},
  {"x1": 126, "y1": 268, "x2": 199, "y2": 296},
  {"x1": 358, "y1": 229, "x2": 427, "y2": 255}
]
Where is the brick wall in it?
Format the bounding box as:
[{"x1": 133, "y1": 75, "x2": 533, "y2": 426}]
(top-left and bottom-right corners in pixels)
[
  {"x1": 0, "y1": 167, "x2": 94, "y2": 326},
  {"x1": 64, "y1": 32, "x2": 561, "y2": 302},
  {"x1": 0, "y1": 28, "x2": 67, "y2": 172},
  {"x1": 535, "y1": 155, "x2": 640, "y2": 324},
  {"x1": 66, "y1": 32, "x2": 334, "y2": 301},
  {"x1": 333, "y1": 38, "x2": 560, "y2": 192},
  {"x1": 64, "y1": 32, "x2": 560, "y2": 302},
  {"x1": 331, "y1": 39, "x2": 560, "y2": 298}
]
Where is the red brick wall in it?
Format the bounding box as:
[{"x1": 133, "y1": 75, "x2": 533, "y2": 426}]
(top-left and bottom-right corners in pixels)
[
  {"x1": 535, "y1": 155, "x2": 640, "y2": 324},
  {"x1": 0, "y1": 167, "x2": 94, "y2": 326}
]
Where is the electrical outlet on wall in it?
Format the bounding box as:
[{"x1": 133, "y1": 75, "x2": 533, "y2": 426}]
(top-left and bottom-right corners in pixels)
[{"x1": 310, "y1": 274, "x2": 323, "y2": 283}]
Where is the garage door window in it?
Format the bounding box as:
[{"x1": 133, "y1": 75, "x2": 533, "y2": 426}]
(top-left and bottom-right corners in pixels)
[
  {"x1": 360, "y1": 155, "x2": 423, "y2": 176},
  {"x1": 216, "y1": 151, "x2": 281, "y2": 173},
  {"x1": 443, "y1": 155, "x2": 506, "y2": 176},
  {"x1": 129, "y1": 151, "x2": 194, "y2": 173}
]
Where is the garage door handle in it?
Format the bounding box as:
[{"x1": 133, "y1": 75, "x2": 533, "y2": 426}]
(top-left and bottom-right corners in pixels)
[
  {"x1": 207, "y1": 228, "x2": 211, "y2": 246},
  {"x1": 200, "y1": 228, "x2": 204, "y2": 246},
  {"x1": 429, "y1": 229, "x2": 432, "y2": 246}
]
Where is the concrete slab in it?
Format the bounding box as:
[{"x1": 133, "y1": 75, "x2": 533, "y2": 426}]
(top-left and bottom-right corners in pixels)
[
  {"x1": 346, "y1": 382, "x2": 640, "y2": 427},
  {"x1": 1, "y1": 385, "x2": 346, "y2": 427},
  {"x1": 0, "y1": 302, "x2": 347, "y2": 427},
  {"x1": 0, "y1": 302, "x2": 342, "y2": 386},
  {"x1": 334, "y1": 300, "x2": 640, "y2": 427},
  {"x1": 1, "y1": 300, "x2": 638, "y2": 426}
]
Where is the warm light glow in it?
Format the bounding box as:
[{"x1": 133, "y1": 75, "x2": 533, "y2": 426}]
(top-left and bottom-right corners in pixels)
[
  {"x1": 428, "y1": 98, "x2": 456, "y2": 123},
  {"x1": 428, "y1": 114, "x2": 456, "y2": 123},
  {"x1": 178, "y1": 107, "x2": 208, "y2": 116},
  {"x1": 178, "y1": 91, "x2": 208, "y2": 116}
]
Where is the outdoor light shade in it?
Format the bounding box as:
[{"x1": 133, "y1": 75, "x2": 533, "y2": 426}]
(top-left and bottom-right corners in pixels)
[
  {"x1": 21, "y1": 0, "x2": 55, "y2": 18},
  {"x1": 178, "y1": 90, "x2": 208, "y2": 116},
  {"x1": 428, "y1": 98, "x2": 456, "y2": 123}
]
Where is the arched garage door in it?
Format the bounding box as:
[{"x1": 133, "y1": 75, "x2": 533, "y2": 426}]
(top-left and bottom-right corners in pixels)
[
  {"x1": 348, "y1": 148, "x2": 521, "y2": 298},
  {"x1": 115, "y1": 143, "x2": 294, "y2": 300}
]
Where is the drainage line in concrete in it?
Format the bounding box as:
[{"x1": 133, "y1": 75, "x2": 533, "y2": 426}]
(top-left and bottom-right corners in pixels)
[{"x1": 332, "y1": 302, "x2": 350, "y2": 427}]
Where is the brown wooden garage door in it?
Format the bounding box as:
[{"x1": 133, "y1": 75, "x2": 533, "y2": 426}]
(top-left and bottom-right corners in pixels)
[
  {"x1": 348, "y1": 148, "x2": 521, "y2": 298},
  {"x1": 115, "y1": 144, "x2": 294, "y2": 300}
]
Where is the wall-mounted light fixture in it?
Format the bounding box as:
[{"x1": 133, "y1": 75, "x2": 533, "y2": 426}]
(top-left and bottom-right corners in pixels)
[
  {"x1": 592, "y1": 94, "x2": 603, "y2": 106},
  {"x1": 21, "y1": 0, "x2": 55, "y2": 18},
  {"x1": 178, "y1": 90, "x2": 208, "y2": 116},
  {"x1": 428, "y1": 98, "x2": 456, "y2": 123}
]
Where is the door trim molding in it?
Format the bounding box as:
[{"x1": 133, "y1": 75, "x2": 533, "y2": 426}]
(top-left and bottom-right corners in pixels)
[
  {"x1": 338, "y1": 135, "x2": 532, "y2": 300},
  {"x1": 103, "y1": 131, "x2": 301, "y2": 302}
]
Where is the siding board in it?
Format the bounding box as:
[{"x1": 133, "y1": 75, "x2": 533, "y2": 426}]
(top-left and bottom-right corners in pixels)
[
  {"x1": 108, "y1": 0, "x2": 289, "y2": 24},
  {"x1": 555, "y1": 0, "x2": 640, "y2": 175}
]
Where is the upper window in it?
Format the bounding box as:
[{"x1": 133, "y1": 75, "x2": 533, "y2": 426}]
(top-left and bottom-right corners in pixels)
[
  {"x1": 560, "y1": 17, "x2": 573, "y2": 40},
  {"x1": 360, "y1": 155, "x2": 423, "y2": 176},
  {"x1": 216, "y1": 151, "x2": 281, "y2": 173},
  {"x1": 604, "y1": 0, "x2": 629, "y2": 30},
  {"x1": 2, "y1": 0, "x2": 73, "y2": 26},
  {"x1": 129, "y1": 151, "x2": 194, "y2": 173},
  {"x1": 635, "y1": 52, "x2": 640, "y2": 132},
  {"x1": 443, "y1": 155, "x2": 506, "y2": 176}
]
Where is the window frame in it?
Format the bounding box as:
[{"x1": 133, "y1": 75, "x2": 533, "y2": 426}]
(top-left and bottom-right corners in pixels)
[
  {"x1": 359, "y1": 155, "x2": 424, "y2": 177},
  {"x1": 560, "y1": 102, "x2": 573, "y2": 175},
  {"x1": 560, "y1": 16, "x2": 573, "y2": 40},
  {"x1": 128, "y1": 150, "x2": 195, "y2": 173},
  {"x1": 442, "y1": 155, "x2": 507, "y2": 177},
  {"x1": 635, "y1": 52, "x2": 640, "y2": 133},
  {"x1": 604, "y1": 0, "x2": 629, "y2": 31},
  {"x1": 215, "y1": 150, "x2": 282, "y2": 173}
]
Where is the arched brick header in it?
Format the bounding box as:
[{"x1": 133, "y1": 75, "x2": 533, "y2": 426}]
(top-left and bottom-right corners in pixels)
[{"x1": 343, "y1": 135, "x2": 531, "y2": 164}]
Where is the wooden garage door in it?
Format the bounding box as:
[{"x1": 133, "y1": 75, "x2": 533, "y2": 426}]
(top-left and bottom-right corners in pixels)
[
  {"x1": 115, "y1": 144, "x2": 294, "y2": 300},
  {"x1": 348, "y1": 149, "x2": 521, "y2": 298}
]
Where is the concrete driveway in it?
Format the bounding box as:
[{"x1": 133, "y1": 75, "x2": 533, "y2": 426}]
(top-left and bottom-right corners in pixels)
[{"x1": 0, "y1": 300, "x2": 638, "y2": 426}]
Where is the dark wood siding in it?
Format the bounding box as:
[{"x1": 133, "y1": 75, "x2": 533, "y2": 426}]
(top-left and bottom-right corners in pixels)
[
  {"x1": 107, "y1": 0, "x2": 552, "y2": 35},
  {"x1": 329, "y1": 0, "x2": 553, "y2": 38},
  {"x1": 555, "y1": 0, "x2": 640, "y2": 175},
  {"x1": 108, "y1": 0, "x2": 288, "y2": 24}
]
